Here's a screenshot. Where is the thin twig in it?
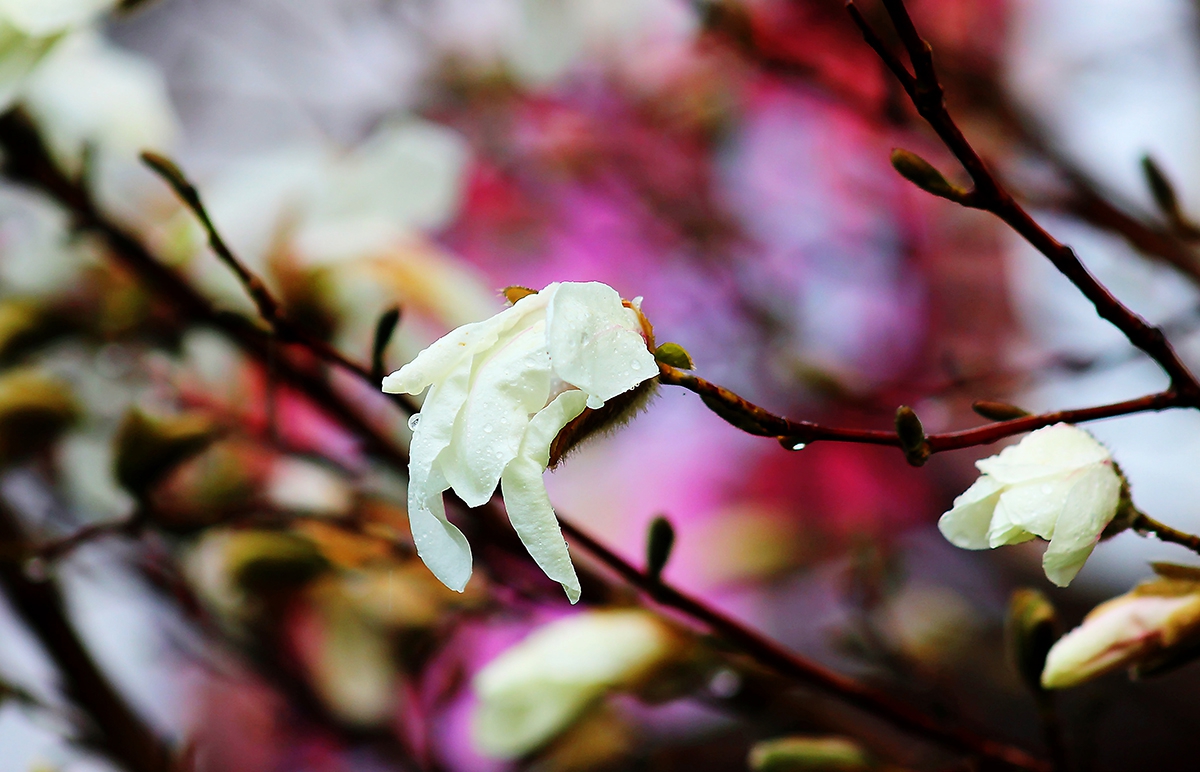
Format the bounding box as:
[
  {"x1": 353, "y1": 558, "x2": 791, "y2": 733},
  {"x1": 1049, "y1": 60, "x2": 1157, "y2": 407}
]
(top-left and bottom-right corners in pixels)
[
  {"x1": 658, "y1": 363, "x2": 1183, "y2": 453},
  {"x1": 844, "y1": 0, "x2": 1200, "y2": 402},
  {"x1": 1133, "y1": 512, "x2": 1200, "y2": 556},
  {"x1": 140, "y1": 152, "x2": 417, "y2": 409},
  {"x1": 559, "y1": 516, "x2": 1051, "y2": 772}
]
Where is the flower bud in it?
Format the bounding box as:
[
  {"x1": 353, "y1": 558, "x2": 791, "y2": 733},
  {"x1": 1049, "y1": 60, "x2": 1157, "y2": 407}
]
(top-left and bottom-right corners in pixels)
[
  {"x1": 113, "y1": 408, "x2": 219, "y2": 497},
  {"x1": 1005, "y1": 588, "x2": 1059, "y2": 692},
  {"x1": 748, "y1": 736, "x2": 874, "y2": 772},
  {"x1": 1041, "y1": 570, "x2": 1200, "y2": 689},
  {"x1": 890, "y1": 148, "x2": 964, "y2": 202},
  {"x1": 971, "y1": 400, "x2": 1030, "y2": 421},
  {"x1": 0, "y1": 368, "x2": 78, "y2": 465},
  {"x1": 472, "y1": 610, "x2": 687, "y2": 759},
  {"x1": 645, "y1": 515, "x2": 675, "y2": 583},
  {"x1": 653, "y1": 342, "x2": 694, "y2": 370},
  {"x1": 894, "y1": 405, "x2": 929, "y2": 467}
]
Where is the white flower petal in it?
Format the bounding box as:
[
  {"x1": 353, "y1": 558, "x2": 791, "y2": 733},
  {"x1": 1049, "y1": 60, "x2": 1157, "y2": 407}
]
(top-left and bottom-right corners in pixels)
[
  {"x1": 975, "y1": 423, "x2": 1111, "y2": 485},
  {"x1": 500, "y1": 390, "x2": 589, "y2": 603},
  {"x1": 407, "y1": 373, "x2": 474, "y2": 591},
  {"x1": 0, "y1": 0, "x2": 114, "y2": 36},
  {"x1": 1041, "y1": 594, "x2": 1197, "y2": 688},
  {"x1": 545, "y1": 282, "x2": 655, "y2": 409},
  {"x1": 0, "y1": 22, "x2": 57, "y2": 111},
  {"x1": 937, "y1": 476, "x2": 1003, "y2": 549},
  {"x1": 443, "y1": 320, "x2": 553, "y2": 506},
  {"x1": 1041, "y1": 462, "x2": 1121, "y2": 586},
  {"x1": 383, "y1": 286, "x2": 555, "y2": 395},
  {"x1": 472, "y1": 610, "x2": 673, "y2": 758},
  {"x1": 991, "y1": 476, "x2": 1075, "y2": 543}
]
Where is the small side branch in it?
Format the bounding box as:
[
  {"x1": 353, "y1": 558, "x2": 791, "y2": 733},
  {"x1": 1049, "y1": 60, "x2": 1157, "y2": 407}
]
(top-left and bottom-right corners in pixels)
[
  {"x1": 844, "y1": 0, "x2": 1200, "y2": 402},
  {"x1": 1133, "y1": 512, "x2": 1200, "y2": 556},
  {"x1": 658, "y1": 363, "x2": 1182, "y2": 455},
  {"x1": 559, "y1": 517, "x2": 1051, "y2": 771},
  {"x1": 140, "y1": 152, "x2": 417, "y2": 411}
]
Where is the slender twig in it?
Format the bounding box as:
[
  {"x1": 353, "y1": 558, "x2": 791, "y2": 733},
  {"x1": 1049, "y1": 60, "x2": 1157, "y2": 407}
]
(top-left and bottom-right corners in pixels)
[
  {"x1": 0, "y1": 504, "x2": 172, "y2": 772},
  {"x1": 658, "y1": 363, "x2": 1183, "y2": 453},
  {"x1": 0, "y1": 111, "x2": 1051, "y2": 770},
  {"x1": 844, "y1": 0, "x2": 1200, "y2": 402},
  {"x1": 1133, "y1": 512, "x2": 1200, "y2": 556},
  {"x1": 140, "y1": 152, "x2": 417, "y2": 410},
  {"x1": 559, "y1": 517, "x2": 1051, "y2": 772}
]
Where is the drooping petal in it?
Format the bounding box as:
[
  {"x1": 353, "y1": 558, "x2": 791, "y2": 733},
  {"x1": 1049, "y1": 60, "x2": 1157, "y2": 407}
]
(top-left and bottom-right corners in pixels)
[
  {"x1": 545, "y1": 282, "x2": 656, "y2": 409},
  {"x1": 500, "y1": 389, "x2": 589, "y2": 602},
  {"x1": 407, "y1": 372, "x2": 474, "y2": 591},
  {"x1": 991, "y1": 476, "x2": 1075, "y2": 544},
  {"x1": 975, "y1": 423, "x2": 1111, "y2": 485},
  {"x1": 383, "y1": 286, "x2": 555, "y2": 395},
  {"x1": 442, "y1": 320, "x2": 552, "y2": 507},
  {"x1": 0, "y1": 0, "x2": 114, "y2": 36},
  {"x1": 1041, "y1": 462, "x2": 1121, "y2": 587},
  {"x1": 937, "y1": 475, "x2": 1004, "y2": 550}
]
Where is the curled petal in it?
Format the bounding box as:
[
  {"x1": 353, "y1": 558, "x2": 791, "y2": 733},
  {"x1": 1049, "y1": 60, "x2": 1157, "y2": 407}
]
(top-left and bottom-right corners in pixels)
[
  {"x1": 407, "y1": 373, "x2": 473, "y2": 591},
  {"x1": 1041, "y1": 463, "x2": 1121, "y2": 587},
  {"x1": 991, "y1": 476, "x2": 1075, "y2": 544},
  {"x1": 442, "y1": 320, "x2": 552, "y2": 507},
  {"x1": 500, "y1": 390, "x2": 589, "y2": 603},
  {"x1": 975, "y1": 423, "x2": 1111, "y2": 485},
  {"x1": 546, "y1": 282, "x2": 656, "y2": 409},
  {"x1": 937, "y1": 476, "x2": 1003, "y2": 550},
  {"x1": 383, "y1": 287, "x2": 554, "y2": 395}
]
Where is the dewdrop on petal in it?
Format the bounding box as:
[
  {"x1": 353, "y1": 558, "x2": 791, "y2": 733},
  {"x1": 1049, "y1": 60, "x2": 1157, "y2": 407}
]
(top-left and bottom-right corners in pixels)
[
  {"x1": 383, "y1": 281, "x2": 657, "y2": 602},
  {"x1": 937, "y1": 423, "x2": 1126, "y2": 587}
]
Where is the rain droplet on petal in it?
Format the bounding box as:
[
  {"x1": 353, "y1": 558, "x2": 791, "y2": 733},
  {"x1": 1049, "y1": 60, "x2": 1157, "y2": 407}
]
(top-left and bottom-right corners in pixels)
[
  {"x1": 408, "y1": 414, "x2": 422, "y2": 431},
  {"x1": 483, "y1": 424, "x2": 494, "y2": 434},
  {"x1": 791, "y1": 442, "x2": 807, "y2": 451},
  {"x1": 631, "y1": 360, "x2": 642, "y2": 370}
]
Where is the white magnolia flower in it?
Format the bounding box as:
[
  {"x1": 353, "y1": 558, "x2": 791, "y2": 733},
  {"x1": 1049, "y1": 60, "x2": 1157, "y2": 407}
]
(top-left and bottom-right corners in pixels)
[
  {"x1": 383, "y1": 281, "x2": 657, "y2": 601},
  {"x1": 472, "y1": 610, "x2": 678, "y2": 759},
  {"x1": 937, "y1": 423, "x2": 1123, "y2": 586},
  {"x1": 0, "y1": 0, "x2": 116, "y2": 109},
  {"x1": 1041, "y1": 573, "x2": 1200, "y2": 689}
]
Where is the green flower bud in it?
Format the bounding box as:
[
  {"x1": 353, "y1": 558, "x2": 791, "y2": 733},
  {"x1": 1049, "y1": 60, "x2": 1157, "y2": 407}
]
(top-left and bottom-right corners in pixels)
[
  {"x1": 1005, "y1": 588, "x2": 1059, "y2": 692},
  {"x1": 113, "y1": 408, "x2": 220, "y2": 497},
  {"x1": 748, "y1": 736, "x2": 874, "y2": 772}
]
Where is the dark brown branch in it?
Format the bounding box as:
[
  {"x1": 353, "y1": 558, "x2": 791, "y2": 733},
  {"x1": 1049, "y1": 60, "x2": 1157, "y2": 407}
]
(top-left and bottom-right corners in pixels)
[
  {"x1": 658, "y1": 363, "x2": 1183, "y2": 453},
  {"x1": 845, "y1": 0, "x2": 1200, "y2": 402},
  {"x1": 0, "y1": 504, "x2": 172, "y2": 772},
  {"x1": 0, "y1": 111, "x2": 1050, "y2": 770},
  {"x1": 1133, "y1": 512, "x2": 1200, "y2": 556},
  {"x1": 559, "y1": 516, "x2": 1051, "y2": 772},
  {"x1": 140, "y1": 152, "x2": 416, "y2": 411}
]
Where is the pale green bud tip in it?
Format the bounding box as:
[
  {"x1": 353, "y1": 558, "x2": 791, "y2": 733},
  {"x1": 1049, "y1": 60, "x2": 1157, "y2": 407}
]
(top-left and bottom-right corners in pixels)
[
  {"x1": 748, "y1": 736, "x2": 874, "y2": 772},
  {"x1": 1006, "y1": 588, "x2": 1058, "y2": 690},
  {"x1": 653, "y1": 342, "x2": 694, "y2": 370},
  {"x1": 890, "y1": 148, "x2": 962, "y2": 201},
  {"x1": 114, "y1": 408, "x2": 220, "y2": 495},
  {"x1": 226, "y1": 531, "x2": 330, "y2": 593}
]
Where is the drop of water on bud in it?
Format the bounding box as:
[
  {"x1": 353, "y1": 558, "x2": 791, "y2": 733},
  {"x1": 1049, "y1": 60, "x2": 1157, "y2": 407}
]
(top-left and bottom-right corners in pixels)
[
  {"x1": 791, "y1": 442, "x2": 807, "y2": 451},
  {"x1": 408, "y1": 413, "x2": 421, "y2": 431}
]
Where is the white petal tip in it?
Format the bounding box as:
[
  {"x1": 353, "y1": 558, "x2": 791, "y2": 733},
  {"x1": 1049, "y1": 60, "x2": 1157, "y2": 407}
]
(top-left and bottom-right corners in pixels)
[{"x1": 565, "y1": 585, "x2": 582, "y2": 604}]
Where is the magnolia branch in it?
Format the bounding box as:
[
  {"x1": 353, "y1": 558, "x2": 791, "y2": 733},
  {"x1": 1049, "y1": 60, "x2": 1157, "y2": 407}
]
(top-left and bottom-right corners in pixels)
[
  {"x1": 657, "y1": 363, "x2": 1184, "y2": 453},
  {"x1": 844, "y1": 0, "x2": 1200, "y2": 402},
  {"x1": 0, "y1": 113, "x2": 1051, "y2": 771}
]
